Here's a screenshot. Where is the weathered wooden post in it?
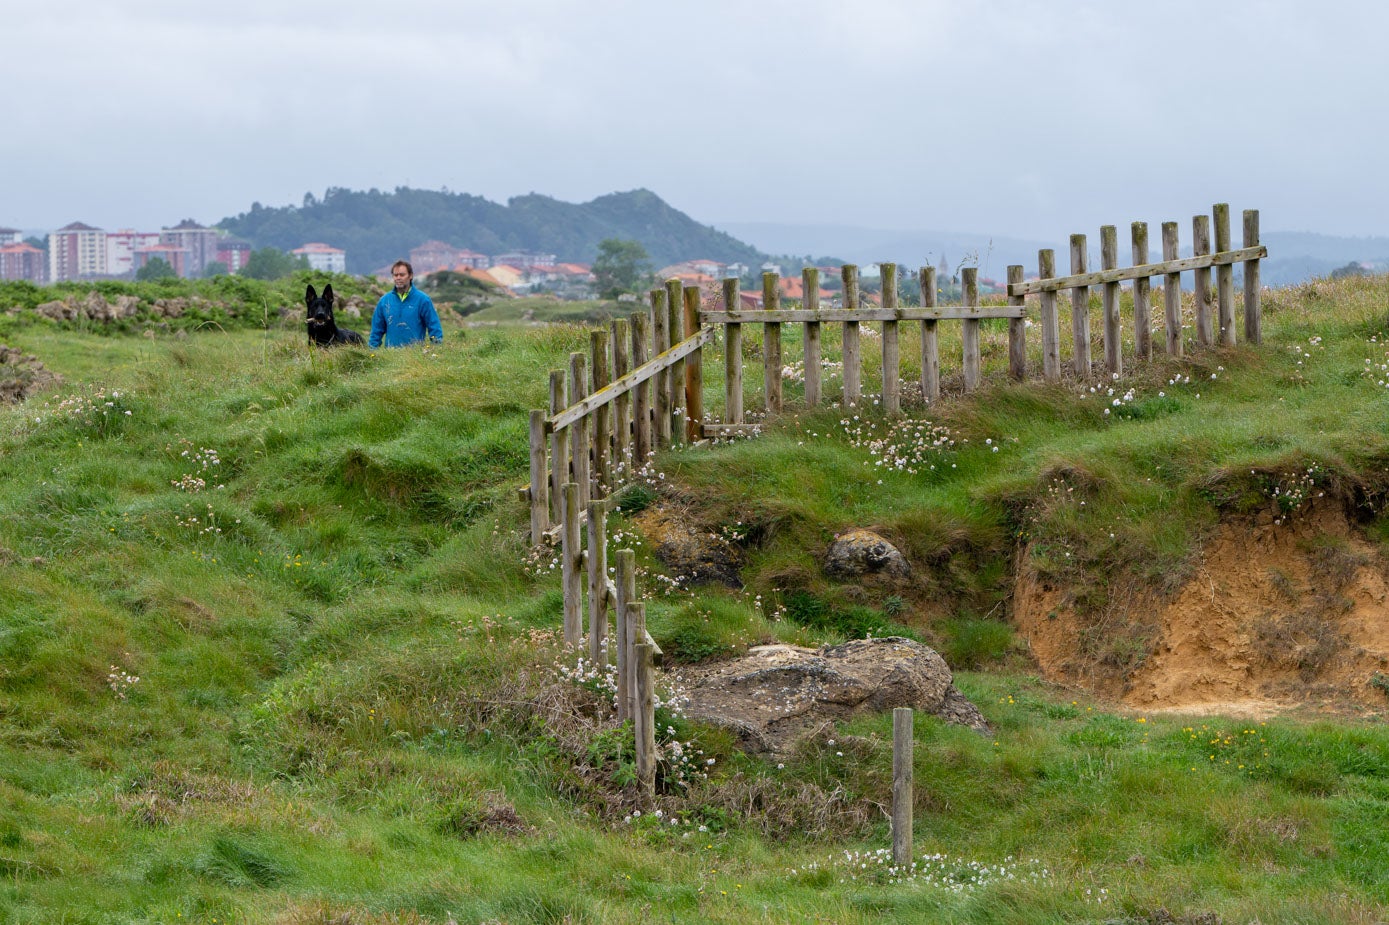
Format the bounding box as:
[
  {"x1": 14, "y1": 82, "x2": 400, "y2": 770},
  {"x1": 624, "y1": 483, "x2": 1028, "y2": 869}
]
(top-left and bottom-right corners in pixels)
[
  {"x1": 548, "y1": 370, "x2": 567, "y2": 523},
  {"x1": 528, "y1": 410, "x2": 549, "y2": 542},
  {"x1": 803, "y1": 267, "x2": 823, "y2": 407},
  {"x1": 722, "y1": 277, "x2": 743, "y2": 426},
  {"x1": 634, "y1": 612, "x2": 656, "y2": 800},
  {"x1": 1038, "y1": 249, "x2": 1060, "y2": 381},
  {"x1": 842, "y1": 264, "x2": 862, "y2": 405},
  {"x1": 1132, "y1": 222, "x2": 1152, "y2": 360},
  {"x1": 1243, "y1": 209, "x2": 1262, "y2": 345},
  {"x1": 631, "y1": 310, "x2": 652, "y2": 467},
  {"x1": 919, "y1": 266, "x2": 940, "y2": 401},
  {"x1": 650, "y1": 288, "x2": 671, "y2": 448},
  {"x1": 568, "y1": 353, "x2": 591, "y2": 509},
  {"x1": 1070, "y1": 234, "x2": 1091, "y2": 377},
  {"x1": 1193, "y1": 214, "x2": 1213, "y2": 347},
  {"x1": 762, "y1": 271, "x2": 783, "y2": 414},
  {"x1": 892, "y1": 707, "x2": 913, "y2": 867},
  {"x1": 615, "y1": 549, "x2": 636, "y2": 721},
  {"x1": 561, "y1": 482, "x2": 583, "y2": 646},
  {"x1": 586, "y1": 498, "x2": 608, "y2": 664},
  {"x1": 611, "y1": 318, "x2": 632, "y2": 478},
  {"x1": 1007, "y1": 265, "x2": 1026, "y2": 380},
  {"x1": 1214, "y1": 203, "x2": 1236, "y2": 346},
  {"x1": 590, "y1": 328, "x2": 612, "y2": 492},
  {"x1": 683, "y1": 285, "x2": 704, "y2": 441},
  {"x1": 1101, "y1": 225, "x2": 1122, "y2": 377},
  {"x1": 881, "y1": 262, "x2": 901, "y2": 414},
  {"x1": 962, "y1": 268, "x2": 980, "y2": 391},
  {"x1": 666, "y1": 278, "x2": 686, "y2": 444},
  {"x1": 1163, "y1": 222, "x2": 1184, "y2": 357}
]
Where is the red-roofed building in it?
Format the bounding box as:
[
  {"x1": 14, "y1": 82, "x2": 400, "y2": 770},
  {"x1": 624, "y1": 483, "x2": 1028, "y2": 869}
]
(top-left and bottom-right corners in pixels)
[
  {"x1": 293, "y1": 242, "x2": 347, "y2": 274},
  {"x1": 133, "y1": 243, "x2": 190, "y2": 278},
  {"x1": 0, "y1": 242, "x2": 46, "y2": 282}
]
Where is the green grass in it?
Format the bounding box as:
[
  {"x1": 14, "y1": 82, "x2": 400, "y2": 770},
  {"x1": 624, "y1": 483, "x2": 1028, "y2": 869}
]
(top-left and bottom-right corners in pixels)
[{"x1": 0, "y1": 275, "x2": 1388, "y2": 921}]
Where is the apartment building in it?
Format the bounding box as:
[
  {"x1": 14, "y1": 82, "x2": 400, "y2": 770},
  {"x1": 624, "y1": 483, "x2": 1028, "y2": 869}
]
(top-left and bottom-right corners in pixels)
[
  {"x1": 0, "y1": 241, "x2": 46, "y2": 282},
  {"x1": 292, "y1": 242, "x2": 347, "y2": 274},
  {"x1": 48, "y1": 221, "x2": 107, "y2": 280}
]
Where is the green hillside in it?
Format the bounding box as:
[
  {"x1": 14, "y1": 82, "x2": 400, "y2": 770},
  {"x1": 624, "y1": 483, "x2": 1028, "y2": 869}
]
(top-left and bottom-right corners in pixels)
[
  {"x1": 1, "y1": 274, "x2": 1389, "y2": 922},
  {"x1": 216, "y1": 187, "x2": 768, "y2": 274}
]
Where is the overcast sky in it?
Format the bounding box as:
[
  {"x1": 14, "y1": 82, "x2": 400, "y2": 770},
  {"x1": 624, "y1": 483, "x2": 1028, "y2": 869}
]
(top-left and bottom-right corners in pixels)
[{"x1": 4, "y1": 0, "x2": 1385, "y2": 245}]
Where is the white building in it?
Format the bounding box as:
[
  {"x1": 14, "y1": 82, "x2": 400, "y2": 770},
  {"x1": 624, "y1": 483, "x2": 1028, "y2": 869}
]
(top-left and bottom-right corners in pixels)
[
  {"x1": 107, "y1": 229, "x2": 161, "y2": 277},
  {"x1": 293, "y1": 242, "x2": 347, "y2": 274}
]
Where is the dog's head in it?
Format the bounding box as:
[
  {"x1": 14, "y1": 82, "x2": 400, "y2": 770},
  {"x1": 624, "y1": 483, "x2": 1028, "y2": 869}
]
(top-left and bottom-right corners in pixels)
[{"x1": 305, "y1": 284, "x2": 337, "y2": 329}]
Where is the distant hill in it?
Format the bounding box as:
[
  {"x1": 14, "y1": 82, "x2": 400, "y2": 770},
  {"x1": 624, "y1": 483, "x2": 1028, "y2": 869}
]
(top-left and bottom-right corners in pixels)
[{"x1": 216, "y1": 187, "x2": 768, "y2": 275}]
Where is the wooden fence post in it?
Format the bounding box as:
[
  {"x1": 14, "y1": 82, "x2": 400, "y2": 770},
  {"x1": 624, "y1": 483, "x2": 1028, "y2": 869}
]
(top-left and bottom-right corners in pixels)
[
  {"x1": 962, "y1": 268, "x2": 980, "y2": 391},
  {"x1": 561, "y1": 482, "x2": 582, "y2": 646},
  {"x1": 587, "y1": 498, "x2": 608, "y2": 664},
  {"x1": 568, "y1": 352, "x2": 591, "y2": 509},
  {"x1": 631, "y1": 310, "x2": 652, "y2": 468},
  {"x1": 892, "y1": 707, "x2": 913, "y2": 867},
  {"x1": 1214, "y1": 202, "x2": 1236, "y2": 346},
  {"x1": 842, "y1": 264, "x2": 862, "y2": 405},
  {"x1": 881, "y1": 262, "x2": 901, "y2": 414},
  {"x1": 634, "y1": 617, "x2": 656, "y2": 801},
  {"x1": 650, "y1": 288, "x2": 671, "y2": 448},
  {"x1": 683, "y1": 285, "x2": 704, "y2": 441},
  {"x1": 1163, "y1": 222, "x2": 1183, "y2": 358},
  {"x1": 803, "y1": 267, "x2": 822, "y2": 407},
  {"x1": 615, "y1": 549, "x2": 636, "y2": 722},
  {"x1": 722, "y1": 277, "x2": 743, "y2": 426},
  {"x1": 528, "y1": 410, "x2": 549, "y2": 542},
  {"x1": 612, "y1": 318, "x2": 631, "y2": 478},
  {"x1": 666, "y1": 278, "x2": 686, "y2": 444},
  {"x1": 1193, "y1": 214, "x2": 1213, "y2": 347},
  {"x1": 549, "y1": 370, "x2": 567, "y2": 523},
  {"x1": 1101, "y1": 225, "x2": 1122, "y2": 377},
  {"x1": 1007, "y1": 265, "x2": 1026, "y2": 380},
  {"x1": 1243, "y1": 209, "x2": 1262, "y2": 345},
  {"x1": 1039, "y1": 249, "x2": 1060, "y2": 382},
  {"x1": 1070, "y1": 234, "x2": 1091, "y2": 377},
  {"x1": 1132, "y1": 222, "x2": 1152, "y2": 360},
  {"x1": 590, "y1": 328, "x2": 612, "y2": 493},
  {"x1": 762, "y1": 272, "x2": 783, "y2": 414},
  {"x1": 919, "y1": 266, "x2": 940, "y2": 401}
]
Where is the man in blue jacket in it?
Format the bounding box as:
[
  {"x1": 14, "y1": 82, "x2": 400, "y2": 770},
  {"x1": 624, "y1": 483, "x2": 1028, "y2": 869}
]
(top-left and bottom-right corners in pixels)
[{"x1": 370, "y1": 260, "x2": 444, "y2": 348}]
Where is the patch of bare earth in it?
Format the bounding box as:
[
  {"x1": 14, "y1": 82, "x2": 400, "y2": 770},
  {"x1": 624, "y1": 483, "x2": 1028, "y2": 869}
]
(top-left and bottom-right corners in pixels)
[{"x1": 1013, "y1": 500, "x2": 1389, "y2": 718}]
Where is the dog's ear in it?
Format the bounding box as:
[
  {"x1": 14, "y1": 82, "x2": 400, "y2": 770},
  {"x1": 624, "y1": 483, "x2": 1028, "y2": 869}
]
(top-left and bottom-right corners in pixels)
[
  {"x1": 323, "y1": 284, "x2": 334, "y2": 305},
  {"x1": 306, "y1": 284, "x2": 317, "y2": 303}
]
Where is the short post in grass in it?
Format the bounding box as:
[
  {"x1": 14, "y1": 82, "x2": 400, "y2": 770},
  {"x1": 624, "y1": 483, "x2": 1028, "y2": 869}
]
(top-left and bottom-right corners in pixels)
[
  {"x1": 528, "y1": 409, "x2": 549, "y2": 543},
  {"x1": 631, "y1": 310, "x2": 652, "y2": 466},
  {"x1": 666, "y1": 278, "x2": 686, "y2": 445},
  {"x1": 919, "y1": 265, "x2": 941, "y2": 400},
  {"x1": 612, "y1": 318, "x2": 632, "y2": 479},
  {"x1": 1214, "y1": 202, "x2": 1236, "y2": 347},
  {"x1": 1164, "y1": 222, "x2": 1184, "y2": 357},
  {"x1": 722, "y1": 277, "x2": 743, "y2": 426},
  {"x1": 568, "y1": 353, "x2": 591, "y2": 510},
  {"x1": 1101, "y1": 225, "x2": 1122, "y2": 378},
  {"x1": 562, "y1": 482, "x2": 583, "y2": 646},
  {"x1": 842, "y1": 264, "x2": 862, "y2": 405},
  {"x1": 962, "y1": 268, "x2": 981, "y2": 391},
  {"x1": 1243, "y1": 209, "x2": 1262, "y2": 345},
  {"x1": 1037, "y1": 250, "x2": 1060, "y2": 382},
  {"x1": 549, "y1": 370, "x2": 567, "y2": 524},
  {"x1": 651, "y1": 288, "x2": 672, "y2": 449},
  {"x1": 881, "y1": 262, "x2": 900, "y2": 415},
  {"x1": 634, "y1": 611, "x2": 656, "y2": 800},
  {"x1": 1007, "y1": 264, "x2": 1026, "y2": 380},
  {"x1": 803, "y1": 267, "x2": 822, "y2": 407},
  {"x1": 762, "y1": 271, "x2": 783, "y2": 414},
  {"x1": 1132, "y1": 222, "x2": 1152, "y2": 360},
  {"x1": 892, "y1": 707, "x2": 913, "y2": 867},
  {"x1": 682, "y1": 284, "x2": 704, "y2": 441},
  {"x1": 590, "y1": 328, "x2": 612, "y2": 492},
  {"x1": 615, "y1": 549, "x2": 636, "y2": 721},
  {"x1": 1069, "y1": 234, "x2": 1091, "y2": 377},
  {"x1": 1193, "y1": 213, "x2": 1213, "y2": 347},
  {"x1": 587, "y1": 498, "x2": 609, "y2": 664}
]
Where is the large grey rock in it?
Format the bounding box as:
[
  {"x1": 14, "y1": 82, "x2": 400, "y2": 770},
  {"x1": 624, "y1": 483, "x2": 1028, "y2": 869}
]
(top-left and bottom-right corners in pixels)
[
  {"x1": 824, "y1": 529, "x2": 910, "y2": 583},
  {"x1": 676, "y1": 636, "x2": 989, "y2": 753}
]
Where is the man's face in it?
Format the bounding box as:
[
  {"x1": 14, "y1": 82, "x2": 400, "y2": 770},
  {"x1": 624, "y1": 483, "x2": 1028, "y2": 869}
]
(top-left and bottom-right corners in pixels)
[{"x1": 392, "y1": 266, "x2": 411, "y2": 291}]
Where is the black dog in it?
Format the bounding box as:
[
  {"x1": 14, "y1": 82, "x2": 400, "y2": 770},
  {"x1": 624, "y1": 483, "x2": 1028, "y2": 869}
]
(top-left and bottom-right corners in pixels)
[{"x1": 306, "y1": 284, "x2": 364, "y2": 347}]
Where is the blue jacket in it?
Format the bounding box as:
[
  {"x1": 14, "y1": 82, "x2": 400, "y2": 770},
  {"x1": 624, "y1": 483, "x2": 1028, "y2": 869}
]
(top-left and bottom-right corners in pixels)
[{"x1": 370, "y1": 286, "x2": 443, "y2": 348}]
